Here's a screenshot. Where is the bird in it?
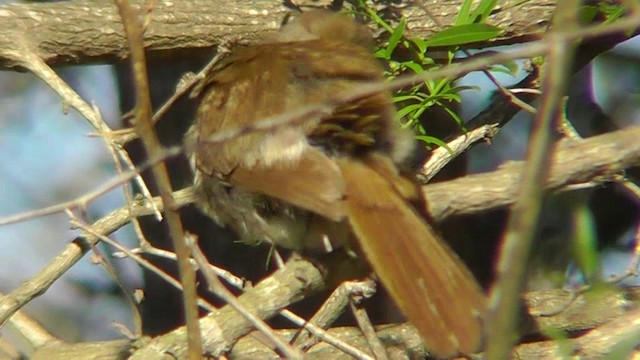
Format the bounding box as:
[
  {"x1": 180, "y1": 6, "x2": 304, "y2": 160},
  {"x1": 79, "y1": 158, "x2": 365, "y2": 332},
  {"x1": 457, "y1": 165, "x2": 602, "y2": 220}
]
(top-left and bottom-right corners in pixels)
[{"x1": 186, "y1": 10, "x2": 485, "y2": 357}]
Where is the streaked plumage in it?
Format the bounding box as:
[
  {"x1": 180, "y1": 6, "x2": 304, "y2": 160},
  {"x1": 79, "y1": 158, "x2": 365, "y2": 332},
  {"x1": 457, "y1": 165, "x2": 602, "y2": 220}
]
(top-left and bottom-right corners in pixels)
[{"x1": 187, "y1": 10, "x2": 485, "y2": 356}]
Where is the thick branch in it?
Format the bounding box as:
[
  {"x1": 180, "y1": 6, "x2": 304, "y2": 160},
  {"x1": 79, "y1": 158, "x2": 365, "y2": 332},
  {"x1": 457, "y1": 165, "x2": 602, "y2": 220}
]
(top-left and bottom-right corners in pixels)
[
  {"x1": 130, "y1": 257, "x2": 326, "y2": 358},
  {"x1": 0, "y1": 0, "x2": 556, "y2": 70},
  {"x1": 29, "y1": 286, "x2": 640, "y2": 359},
  {"x1": 424, "y1": 125, "x2": 640, "y2": 222}
]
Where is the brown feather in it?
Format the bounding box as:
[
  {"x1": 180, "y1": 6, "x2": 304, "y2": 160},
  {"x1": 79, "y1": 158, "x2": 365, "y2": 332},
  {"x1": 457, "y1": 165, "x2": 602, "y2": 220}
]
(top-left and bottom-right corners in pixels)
[
  {"x1": 230, "y1": 147, "x2": 345, "y2": 222},
  {"x1": 189, "y1": 11, "x2": 486, "y2": 355},
  {"x1": 337, "y1": 157, "x2": 485, "y2": 356}
]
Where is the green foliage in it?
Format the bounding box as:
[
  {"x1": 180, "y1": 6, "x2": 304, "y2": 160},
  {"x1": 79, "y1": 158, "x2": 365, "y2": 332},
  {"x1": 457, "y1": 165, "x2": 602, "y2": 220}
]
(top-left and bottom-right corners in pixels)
[
  {"x1": 424, "y1": 23, "x2": 504, "y2": 47},
  {"x1": 560, "y1": 109, "x2": 601, "y2": 285},
  {"x1": 579, "y1": 1, "x2": 627, "y2": 25},
  {"x1": 489, "y1": 60, "x2": 520, "y2": 76},
  {"x1": 353, "y1": 0, "x2": 505, "y2": 147},
  {"x1": 455, "y1": 0, "x2": 499, "y2": 25},
  {"x1": 571, "y1": 195, "x2": 600, "y2": 283}
]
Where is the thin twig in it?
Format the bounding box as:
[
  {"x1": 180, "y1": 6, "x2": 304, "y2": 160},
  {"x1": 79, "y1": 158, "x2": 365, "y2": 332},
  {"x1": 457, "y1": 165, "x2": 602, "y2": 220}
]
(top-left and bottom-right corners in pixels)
[
  {"x1": 559, "y1": 101, "x2": 640, "y2": 286},
  {"x1": 15, "y1": 38, "x2": 160, "y2": 220},
  {"x1": 348, "y1": 280, "x2": 386, "y2": 360},
  {"x1": 102, "y1": 5, "x2": 202, "y2": 358},
  {"x1": 112, "y1": 45, "x2": 231, "y2": 146},
  {"x1": 65, "y1": 209, "x2": 144, "y2": 338},
  {"x1": 0, "y1": 187, "x2": 195, "y2": 327},
  {"x1": 134, "y1": 245, "x2": 247, "y2": 290},
  {"x1": 280, "y1": 308, "x2": 374, "y2": 359},
  {"x1": 68, "y1": 213, "x2": 216, "y2": 312},
  {"x1": 418, "y1": 124, "x2": 499, "y2": 183},
  {"x1": 486, "y1": 2, "x2": 581, "y2": 358},
  {"x1": 187, "y1": 234, "x2": 304, "y2": 359},
  {"x1": 1, "y1": 292, "x2": 60, "y2": 349},
  {"x1": 129, "y1": 258, "x2": 326, "y2": 359},
  {"x1": 292, "y1": 280, "x2": 374, "y2": 351},
  {"x1": 140, "y1": 243, "x2": 370, "y2": 358},
  {"x1": 0, "y1": 146, "x2": 181, "y2": 226}
]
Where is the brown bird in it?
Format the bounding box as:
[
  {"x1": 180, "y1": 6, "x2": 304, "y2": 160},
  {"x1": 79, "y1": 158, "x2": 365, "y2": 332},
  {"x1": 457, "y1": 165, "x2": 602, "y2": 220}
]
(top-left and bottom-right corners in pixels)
[{"x1": 187, "y1": 10, "x2": 485, "y2": 356}]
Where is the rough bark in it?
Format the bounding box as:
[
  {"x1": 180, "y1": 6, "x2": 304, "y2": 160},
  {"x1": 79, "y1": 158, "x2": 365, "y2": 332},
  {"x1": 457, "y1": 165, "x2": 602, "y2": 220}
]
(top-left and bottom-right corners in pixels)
[{"x1": 0, "y1": 0, "x2": 556, "y2": 70}]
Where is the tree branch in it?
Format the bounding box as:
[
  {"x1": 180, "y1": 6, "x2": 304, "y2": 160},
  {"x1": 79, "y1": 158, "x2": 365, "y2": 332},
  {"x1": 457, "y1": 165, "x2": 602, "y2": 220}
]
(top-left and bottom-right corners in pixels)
[
  {"x1": 130, "y1": 257, "x2": 326, "y2": 358},
  {"x1": 424, "y1": 125, "x2": 640, "y2": 222},
  {"x1": 29, "y1": 286, "x2": 640, "y2": 359},
  {"x1": 0, "y1": 0, "x2": 556, "y2": 70}
]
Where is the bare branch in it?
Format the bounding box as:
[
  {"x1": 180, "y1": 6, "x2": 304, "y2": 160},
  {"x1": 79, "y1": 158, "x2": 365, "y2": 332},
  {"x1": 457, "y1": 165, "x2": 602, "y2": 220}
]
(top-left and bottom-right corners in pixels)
[
  {"x1": 129, "y1": 257, "x2": 326, "y2": 359},
  {"x1": 424, "y1": 125, "x2": 640, "y2": 222},
  {"x1": 1, "y1": 292, "x2": 60, "y2": 349},
  {"x1": 188, "y1": 235, "x2": 304, "y2": 359},
  {"x1": 26, "y1": 287, "x2": 640, "y2": 359},
  {"x1": 114, "y1": 2, "x2": 202, "y2": 357},
  {"x1": 0, "y1": 188, "x2": 194, "y2": 327},
  {"x1": 486, "y1": 2, "x2": 581, "y2": 356}
]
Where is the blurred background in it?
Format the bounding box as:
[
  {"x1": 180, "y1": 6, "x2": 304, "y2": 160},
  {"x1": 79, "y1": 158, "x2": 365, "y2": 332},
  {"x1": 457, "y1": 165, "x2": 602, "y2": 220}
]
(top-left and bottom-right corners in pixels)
[{"x1": 0, "y1": 64, "x2": 142, "y2": 344}]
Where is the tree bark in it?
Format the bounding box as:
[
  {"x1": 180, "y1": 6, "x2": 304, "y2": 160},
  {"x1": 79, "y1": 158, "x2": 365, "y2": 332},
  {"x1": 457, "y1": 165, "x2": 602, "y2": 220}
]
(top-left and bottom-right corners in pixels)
[{"x1": 0, "y1": 0, "x2": 556, "y2": 70}]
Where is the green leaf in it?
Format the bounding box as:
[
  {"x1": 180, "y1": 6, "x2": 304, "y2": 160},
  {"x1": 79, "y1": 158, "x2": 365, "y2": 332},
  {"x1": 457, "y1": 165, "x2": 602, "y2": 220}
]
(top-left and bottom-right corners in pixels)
[
  {"x1": 572, "y1": 197, "x2": 599, "y2": 283},
  {"x1": 416, "y1": 135, "x2": 452, "y2": 151},
  {"x1": 438, "y1": 93, "x2": 463, "y2": 103},
  {"x1": 374, "y1": 47, "x2": 390, "y2": 60},
  {"x1": 489, "y1": 61, "x2": 520, "y2": 76},
  {"x1": 455, "y1": 0, "x2": 474, "y2": 26},
  {"x1": 425, "y1": 24, "x2": 504, "y2": 47},
  {"x1": 578, "y1": 5, "x2": 599, "y2": 25},
  {"x1": 360, "y1": 2, "x2": 394, "y2": 33},
  {"x1": 539, "y1": 327, "x2": 572, "y2": 358},
  {"x1": 469, "y1": 0, "x2": 499, "y2": 23},
  {"x1": 427, "y1": 78, "x2": 451, "y2": 95},
  {"x1": 443, "y1": 106, "x2": 466, "y2": 128},
  {"x1": 396, "y1": 103, "x2": 427, "y2": 119},
  {"x1": 385, "y1": 18, "x2": 407, "y2": 58},
  {"x1": 450, "y1": 84, "x2": 480, "y2": 94},
  {"x1": 410, "y1": 38, "x2": 427, "y2": 55},
  {"x1": 403, "y1": 61, "x2": 425, "y2": 75},
  {"x1": 602, "y1": 4, "x2": 626, "y2": 25},
  {"x1": 393, "y1": 94, "x2": 424, "y2": 103}
]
